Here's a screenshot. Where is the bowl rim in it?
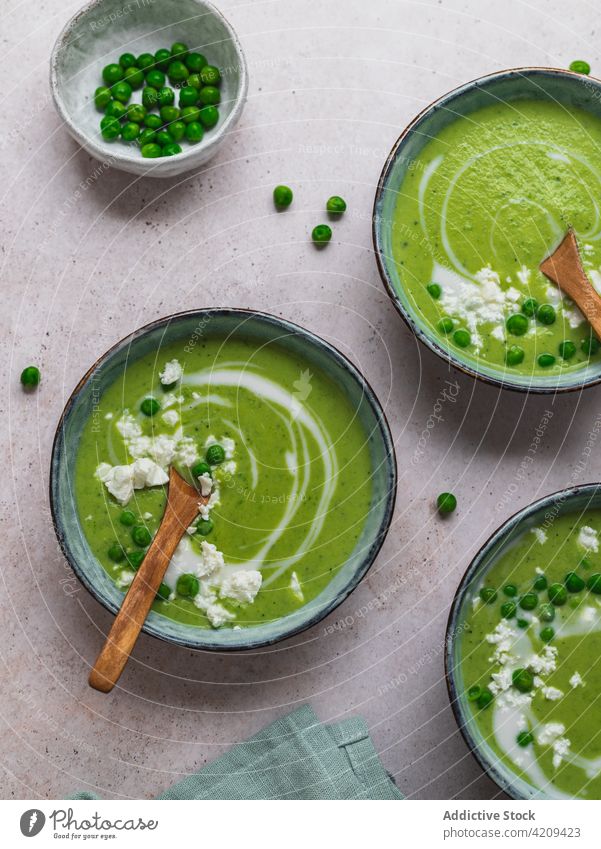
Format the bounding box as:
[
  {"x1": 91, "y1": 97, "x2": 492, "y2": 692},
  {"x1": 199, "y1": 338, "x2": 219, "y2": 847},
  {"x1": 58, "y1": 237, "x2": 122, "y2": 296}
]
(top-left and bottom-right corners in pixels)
[
  {"x1": 49, "y1": 0, "x2": 249, "y2": 176},
  {"x1": 372, "y1": 65, "x2": 601, "y2": 396},
  {"x1": 50, "y1": 307, "x2": 398, "y2": 651},
  {"x1": 444, "y1": 481, "x2": 601, "y2": 800}
]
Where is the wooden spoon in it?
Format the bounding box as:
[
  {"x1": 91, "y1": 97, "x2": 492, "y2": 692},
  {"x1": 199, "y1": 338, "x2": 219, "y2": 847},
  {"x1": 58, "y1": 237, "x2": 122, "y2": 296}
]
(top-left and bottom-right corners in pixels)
[
  {"x1": 539, "y1": 229, "x2": 601, "y2": 340},
  {"x1": 89, "y1": 468, "x2": 206, "y2": 693}
]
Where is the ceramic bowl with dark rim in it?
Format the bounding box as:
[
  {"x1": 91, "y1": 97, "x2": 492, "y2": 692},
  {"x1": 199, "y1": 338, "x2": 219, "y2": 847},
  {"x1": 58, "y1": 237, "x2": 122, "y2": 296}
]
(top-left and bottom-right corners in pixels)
[
  {"x1": 50, "y1": 309, "x2": 397, "y2": 651},
  {"x1": 373, "y1": 67, "x2": 601, "y2": 394},
  {"x1": 50, "y1": 0, "x2": 248, "y2": 178},
  {"x1": 445, "y1": 483, "x2": 601, "y2": 799}
]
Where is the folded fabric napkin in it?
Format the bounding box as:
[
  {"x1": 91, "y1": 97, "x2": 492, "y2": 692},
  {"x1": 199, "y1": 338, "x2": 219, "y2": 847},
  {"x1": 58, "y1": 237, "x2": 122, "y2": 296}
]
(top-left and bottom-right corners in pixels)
[{"x1": 72, "y1": 704, "x2": 403, "y2": 800}]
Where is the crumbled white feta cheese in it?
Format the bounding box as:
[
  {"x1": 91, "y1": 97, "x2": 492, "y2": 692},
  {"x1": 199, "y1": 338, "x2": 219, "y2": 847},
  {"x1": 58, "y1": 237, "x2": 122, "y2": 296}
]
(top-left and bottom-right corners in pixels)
[
  {"x1": 569, "y1": 672, "x2": 584, "y2": 688},
  {"x1": 540, "y1": 685, "x2": 563, "y2": 701},
  {"x1": 220, "y1": 570, "x2": 262, "y2": 604},
  {"x1": 537, "y1": 722, "x2": 565, "y2": 746},
  {"x1": 175, "y1": 436, "x2": 198, "y2": 466},
  {"x1": 489, "y1": 667, "x2": 513, "y2": 695},
  {"x1": 104, "y1": 412, "x2": 113, "y2": 420},
  {"x1": 117, "y1": 569, "x2": 135, "y2": 588},
  {"x1": 161, "y1": 409, "x2": 179, "y2": 427},
  {"x1": 290, "y1": 571, "x2": 304, "y2": 601},
  {"x1": 577, "y1": 525, "x2": 599, "y2": 552},
  {"x1": 198, "y1": 473, "x2": 213, "y2": 497},
  {"x1": 527, "y1": 644, "x2": 558, "y2": 676},
  {"x1": 205, "y1": 603, "x2": 235, "y2": 627},
  {"x1": 160, "y1": 359, "x2": 183, "y2": 385},
  {"x1": 199, "y1": 540, "x2": 224, "y2": 577},
  {"x1": 552, "y1": 737, "x2": 571, "y2": 769},
  {"x1": 116, "y1": 412, "x2": 142, "y2": 439},
  {"x1": 532, "y1": 528, "x2": 547, "y2": 544},
  {"x1": 95, "y1": 458, "x2": 168, "y2": 505}
]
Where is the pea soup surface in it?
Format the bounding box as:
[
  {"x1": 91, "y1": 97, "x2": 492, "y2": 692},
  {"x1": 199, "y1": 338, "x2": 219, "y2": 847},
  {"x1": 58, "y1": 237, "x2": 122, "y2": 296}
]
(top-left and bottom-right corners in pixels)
[
  {"x1": 461, "y1": 512, "x2": 601, "y2": 798},
  {"x1": 75, "y1": 334, "x2": 372, "y2": 629},
  {"x1": 392, "y1": 99, "x2": 601, "y2": 376}
]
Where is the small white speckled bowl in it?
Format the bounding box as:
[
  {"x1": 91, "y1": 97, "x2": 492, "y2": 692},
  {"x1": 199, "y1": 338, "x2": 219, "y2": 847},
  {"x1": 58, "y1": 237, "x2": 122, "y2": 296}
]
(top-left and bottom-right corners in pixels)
[{"x1": 50, "y1": 0, "x2": 248, "y2": 177}]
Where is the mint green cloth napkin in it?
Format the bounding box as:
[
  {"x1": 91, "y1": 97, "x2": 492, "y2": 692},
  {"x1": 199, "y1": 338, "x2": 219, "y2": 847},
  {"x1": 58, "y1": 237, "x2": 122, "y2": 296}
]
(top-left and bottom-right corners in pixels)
[{"x1": 73, "y1": 705, "x2": 402, "y2": 800}]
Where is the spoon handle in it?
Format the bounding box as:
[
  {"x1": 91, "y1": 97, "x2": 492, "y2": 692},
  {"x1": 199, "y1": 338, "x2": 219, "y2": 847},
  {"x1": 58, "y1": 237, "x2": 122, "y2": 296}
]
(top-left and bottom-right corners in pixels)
[
  {"x1": 540, "y1": 229, "x2": 601, "y2": 340},
  {"x1": 89, "y1": 469, "x2": 202, "y2": 693}
]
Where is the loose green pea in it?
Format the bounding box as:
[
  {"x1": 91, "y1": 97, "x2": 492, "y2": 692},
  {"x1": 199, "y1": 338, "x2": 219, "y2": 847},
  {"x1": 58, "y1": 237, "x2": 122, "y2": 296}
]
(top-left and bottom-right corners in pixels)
[
  {"x1": 177, "y1": 573, "x2": 199, "y2": 597},
  {"x1": 126, "y1": 103, "x2": 146, "y2": 123},
  {"x1": 548, "y1": 582, "x2": 568, "y2": 605},
  {"x1": 186, "y1": 52, "x2": 207, "y2": 73},
  {"x1": 453, "y1": 329, "x2": 471, "y2": 348},
  {"x1": 120, "y1": 510, "x2": 136, "y2": 526},
  {"x1": 138, "y1": 129, "x2": 157, "y2": 146},
  {"x1": 140, "y1": 397, "x2": 160, "y2": 416},
  {"x1": 94, "y1": 86, "x2": 112, "y2": 110},
  {"x1": 565, "y1": 571, "x2": 585, "y2": 592},
  {"x1": 437, "y1": 492, "x2": 457, "y2": 514},
  {"x1": 533, "y1": 575, "x2": 547, "y2": 591},
  {"x1": 206, "y1": 444, "x2": 226, "y2": 465},
  {"x1": 540, "y1": 626, "x2": 555, "y2": 642},
  {"x1": 111, "y1": 81, "x2": 132, "y2": 104},
  {"x1": 146, "y1": 69, "x2": 166, "y2": 89},
  {"x1": 537, "y1": 304, "x2": 556, "y2": 325},
  {"x1": 171, "y1": 42, "x2": 189, "y2": 58},
  {"x1": 105, "y1": 100, "x2": 127, "y2": 119},
  {"x1": 273, "y1": 184, "x2": 293, "y2": 208},
  {"x1": 132, "y1": 525, "x2": 152, "y2": 547},
  {"x1": 102, "y1": 63, "x2": 123, "y2": 85},
  {"x1": 127, "y1": 550, "x2": 145, "y2": 570},
  {"x1": 439, "y1": 317, "x2": 454, "y2": 334},
  {"x1": 426, "y1": 283, "x2": 441, "y2": 299},
  {"x1": 156, "y1": 582, "x2": 171, "y2": 601},
  {"x1": 539, "y1": 603, "x2": 555, "y2": 622},
  {"x1": 137, "y1": 53, "x2": 155, "y2": 71},
  {"x1": 155, "y1": 129, "x2": 174, "y2": 147},
  {"x1": 154, "y1": 48, "x2": 172, "y2": 71},
  {"x1": 582, "y1": 334, "x2": 600, "y2": 355},
  {"x1": 169, "y1": 120, "x2": 186, "y2": 142},
  {"x1": 500, "y1": 601, "x2": 516, "y2": 619},
  {"x1": 121, "y1": 121, "x2": 140, "y2": 141},
  {"x1": 587, "y1": 573, "x2": 601, "y2": 593},
  {"x1": 161, "y1": 105, "x2": 181, "y2": 124},
  {"x1": 144, "y1": 113, "x2": 163, "y2": 129},
  {"x1": 467, "y1": 685, "x2": 482, "y2": 702},
  {"x1": 519, "y1": 592, "x2": 538, "y2": 611},
  {"x1": 179, "y1": 85, "x2": 199, "y2": 107},
  {"x1": 480, "y1": 587, "x2": 497, "y2": 604},
  {"x1": 168, "y1": 60, "x2": 189, "y2": 83},
  {"x1": 512, "y1": 668, "x2": 534, "y2": 693},
  {"x1": 162, "y1": 143, "x2": 182, "y2": 156},
  {"x1": 198, "y1": 85, "x2": 221, "y2": 106},
  {"x1": 200, "y1": 65, "x2": 221, "y2": 86},
  {"x1": 326, "y1": 195, "x2": 347, "y2": 214},
  {"x1": 522, "y1": 298, "x2": 538, "y2": 317},
  {"x1": 142, "y1": 86, "x2": 160, "y2": 109},
  {"x1": 538, "y1": 353, "x2": 556, "y2": 368},
  {"x1": 506, "y1": 345, "x2": 525, "y2": 366},
  {"x1": 180, "y1": 105, "x2": 202, "y2": 124},
  {"x1": 559, "y1": 340, "x2": 576, "y2": 360},
  {"x1": 503, "y1": 584, "x2": 518, "y2": 597},
  {"x1": 476, "y1": 688, "x2": 493, "y2": 709},
  {"x1": 192, "y1": 461, "x2": 212, "y2": 478},
  {"x1": 196, "y1": 519, "x2": 214, "y2": 536},
  {"x1": 312, "y1": 224, "x2": 332, "y2": 244},
  {"x1": 506, "y1": 313, "x2": 528, "y2": 336},
  {"x1": 123, "y1": 66, "x2": 145, "y2": 89},
  {"x1": 100, "y1": 115, "x2": 121, "y2": 140},
  {"x1": 107, "y1": 542, "x2": 126, "y2": 562},
  {"x1": 119, "y1": 53, "x2": 136, "y2": 69},
  {"x1": 517, "y1": 731, "x2": 534, "y2": 747},
  {"x1": 20, "y1": 366, "x2": 40, "y2": 388},
  {"x1": 570, "y1": 60, "x2": 591, "y2": 74},
  {"x1": 185, "y1": 122, "x2": 204, "y2": 143},
  {"x1": 199, "y1": 105, "x2": 219, "y2": 128}
]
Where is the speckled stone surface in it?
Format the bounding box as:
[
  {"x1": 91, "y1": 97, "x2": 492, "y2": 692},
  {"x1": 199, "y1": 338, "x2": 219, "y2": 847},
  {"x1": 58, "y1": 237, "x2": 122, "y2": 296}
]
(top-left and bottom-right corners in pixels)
[{"x1": 2, "y1": 0, "x2": 600, "y2": 800}]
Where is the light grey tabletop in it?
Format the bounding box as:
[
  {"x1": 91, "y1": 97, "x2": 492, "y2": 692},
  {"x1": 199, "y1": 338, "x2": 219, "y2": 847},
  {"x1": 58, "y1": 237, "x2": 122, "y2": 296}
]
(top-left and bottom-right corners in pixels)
[{"x1": 2, "y1": 0, "x2": 599, "y2": 800}]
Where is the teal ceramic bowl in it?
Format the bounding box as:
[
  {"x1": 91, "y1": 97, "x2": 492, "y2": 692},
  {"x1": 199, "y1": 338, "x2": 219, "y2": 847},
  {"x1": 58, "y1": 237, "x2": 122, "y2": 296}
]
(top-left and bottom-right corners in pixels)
[
  {"x1": 374, "y1": 67, "x2": 601, "y2": 394},
  {"x1": 445, "y1": 483, "x2": 601, "y2": 799},
  {"x1": 50, "y1": 309, "x2": 397, "y2": 651}
]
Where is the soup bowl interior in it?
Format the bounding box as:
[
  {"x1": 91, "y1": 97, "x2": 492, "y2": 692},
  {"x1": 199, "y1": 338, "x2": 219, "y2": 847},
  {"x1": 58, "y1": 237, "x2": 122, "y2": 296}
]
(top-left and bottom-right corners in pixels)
[
  {"x1": 445, "y1": 483, "x2": 601, "y2": 799},
  {"x1": 50, "y1": 309, "x2": 397, "y2": 650},
  {"x1": 374, "y1": 67, "x2": 601, "y2": 393}
]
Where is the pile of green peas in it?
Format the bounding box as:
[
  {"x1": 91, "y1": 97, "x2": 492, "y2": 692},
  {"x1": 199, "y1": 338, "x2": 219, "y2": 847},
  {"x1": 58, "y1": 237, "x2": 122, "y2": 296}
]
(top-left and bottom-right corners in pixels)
[
  {"x1": 95, "y1": 43, "x2": 223, "y2": 158},
  {"x1": 471, "y1": 559, "x2": 601, "y2": 710}
]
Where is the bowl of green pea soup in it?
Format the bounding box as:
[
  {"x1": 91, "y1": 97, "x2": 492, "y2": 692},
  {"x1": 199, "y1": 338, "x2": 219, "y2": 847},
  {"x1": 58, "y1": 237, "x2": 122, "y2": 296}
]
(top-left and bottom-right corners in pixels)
[
  {"x1": 50, "y1": 0, "x2": 248, "y2": 177},
  {"x1": 374, "y1": 68, "x2": 601, "y2": 392},
  {"x1": 50, "y1": 309, "x2": 397, "y2": 651}
]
